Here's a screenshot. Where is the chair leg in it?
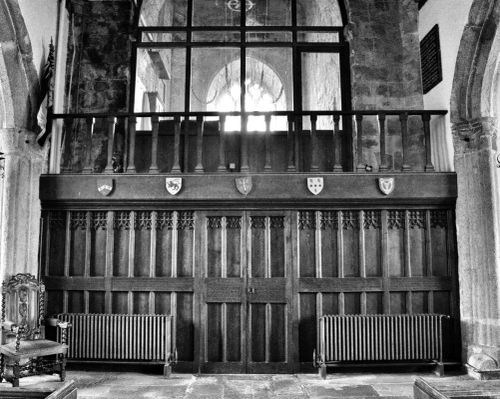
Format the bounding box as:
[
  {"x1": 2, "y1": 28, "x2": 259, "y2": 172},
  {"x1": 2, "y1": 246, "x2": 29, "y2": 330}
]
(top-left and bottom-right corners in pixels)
[
  {"x1": 12, "y1": 361, "x2": 20, "y2": 387},
  {"x1": 60, "y1": 355, "x2": 67, "y2": 382},
  {"x1": 0, "y1": 354, "x2": 4, "y2": 382}
]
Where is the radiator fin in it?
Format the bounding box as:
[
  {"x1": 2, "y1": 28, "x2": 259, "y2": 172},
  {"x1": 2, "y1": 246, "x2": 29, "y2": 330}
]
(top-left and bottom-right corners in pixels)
[
  {"x1": 57, "y1": 313, "x2": 173, "y2": 362},
  {"x1": 318, "y1": 314, "x2": 448, "y2": 363}
]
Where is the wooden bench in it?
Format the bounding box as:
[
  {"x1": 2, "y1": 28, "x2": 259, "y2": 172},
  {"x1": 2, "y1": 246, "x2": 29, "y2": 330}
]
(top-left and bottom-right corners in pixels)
[
  {"x1": 314, "y1": 314, "x2": 450, "y2": 378},
  {"x1": 414, "y1": 377, "x2": 500, "y2": 398},
  {"x1": 56, "y1": 313, "x2": 176, "y2": 376}
]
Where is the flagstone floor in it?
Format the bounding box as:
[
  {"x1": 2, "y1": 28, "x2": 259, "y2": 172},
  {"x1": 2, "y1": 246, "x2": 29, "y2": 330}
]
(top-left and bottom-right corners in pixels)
[{"x1": 0, "y1": 370, "x2": 473, "y2": 398}]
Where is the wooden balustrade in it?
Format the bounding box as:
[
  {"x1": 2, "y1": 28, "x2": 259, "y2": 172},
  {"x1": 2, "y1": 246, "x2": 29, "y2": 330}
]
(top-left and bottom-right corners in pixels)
[{"x1": 49, "y1": 110, "x2": 448, "y2": 175}]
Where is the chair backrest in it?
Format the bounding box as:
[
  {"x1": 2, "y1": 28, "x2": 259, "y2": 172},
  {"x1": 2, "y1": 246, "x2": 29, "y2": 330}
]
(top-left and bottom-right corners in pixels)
[{"x1": 1, "y1": 273, "x2": 44, "y2": 340}]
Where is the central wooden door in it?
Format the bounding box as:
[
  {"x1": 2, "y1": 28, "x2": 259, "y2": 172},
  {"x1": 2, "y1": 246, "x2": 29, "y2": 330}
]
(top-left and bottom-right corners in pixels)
[{"x1": 199, "y1": 211, "x2": 294, "y2": 373}]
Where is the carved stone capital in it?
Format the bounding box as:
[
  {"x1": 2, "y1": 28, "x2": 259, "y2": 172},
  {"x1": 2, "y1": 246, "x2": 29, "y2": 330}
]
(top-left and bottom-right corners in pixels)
[{"x1": 452, "y1": 117, "x2": 498, "y2": 154}]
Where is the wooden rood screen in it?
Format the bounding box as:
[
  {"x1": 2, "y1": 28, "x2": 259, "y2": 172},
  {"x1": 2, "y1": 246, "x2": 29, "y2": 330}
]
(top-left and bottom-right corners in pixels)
[{"x1": 41, "y1": 208, "x2": 458, "y2": 372}]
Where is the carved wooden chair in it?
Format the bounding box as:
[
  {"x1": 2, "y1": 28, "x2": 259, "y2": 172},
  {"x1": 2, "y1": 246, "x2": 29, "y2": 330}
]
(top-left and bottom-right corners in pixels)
[{"x1": 0, "y1": 273, "x2": 70, "y2": 387}]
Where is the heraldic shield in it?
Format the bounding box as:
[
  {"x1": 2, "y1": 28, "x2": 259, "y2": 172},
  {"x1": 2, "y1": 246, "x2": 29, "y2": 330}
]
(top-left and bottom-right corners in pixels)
[
  {"x1": 378, "y1": 177, "x2": 395, "y2": 195},
  {"x1": 166, "y1": 178, "x2": 182, "y2": 195},
  {"x1": 235, "y1": 176, "x2": 252, "y2": 196},
  {"x1": 97, "y1": 178, "x2": 114, "y2": 196},
  {"x1": 307, "y1": 177, "x2": 324, "y2": 195}
]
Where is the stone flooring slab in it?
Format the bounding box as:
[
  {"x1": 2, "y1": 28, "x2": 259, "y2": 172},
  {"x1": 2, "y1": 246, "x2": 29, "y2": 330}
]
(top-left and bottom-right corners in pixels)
[{"x1": 0, "y1": 370, "x2": 472, "y2": 398}]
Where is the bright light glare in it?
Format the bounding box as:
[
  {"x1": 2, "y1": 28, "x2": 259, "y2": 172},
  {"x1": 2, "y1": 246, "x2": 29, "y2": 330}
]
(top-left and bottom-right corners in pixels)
[{"x1": 215, "y1": 82, "x2": 286, "y2": 131}]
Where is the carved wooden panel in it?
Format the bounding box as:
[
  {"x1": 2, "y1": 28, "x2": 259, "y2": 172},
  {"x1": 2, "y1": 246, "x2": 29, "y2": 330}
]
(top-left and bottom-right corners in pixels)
[
  {"x1": 296, "y1": 209, "x2": 458, "y2": 365},
  {"x1": 41, "y1": 207, "x2": 458, "y2": 372},
  {"x1": 42, "y1": 209, "x2": 197, "y2": 370}
]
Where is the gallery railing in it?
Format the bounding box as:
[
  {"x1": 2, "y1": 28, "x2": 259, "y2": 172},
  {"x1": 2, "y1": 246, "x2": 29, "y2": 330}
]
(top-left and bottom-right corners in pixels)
[{"x1": 49, "y1": 110, "x2": 447, "y2": 174}]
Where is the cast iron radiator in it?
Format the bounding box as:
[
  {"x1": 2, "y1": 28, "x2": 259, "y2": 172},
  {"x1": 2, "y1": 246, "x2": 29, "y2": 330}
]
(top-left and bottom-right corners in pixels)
[
  {"x1": 56, "y1": 313, "x2": 176, "y2": 376},
  {"x1": 314, "y1": 314, "x2": 450, "y2": 378}
]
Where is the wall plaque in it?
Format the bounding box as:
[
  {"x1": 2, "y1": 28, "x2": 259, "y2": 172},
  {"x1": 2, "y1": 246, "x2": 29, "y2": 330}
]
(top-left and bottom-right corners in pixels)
[{"x1": 420, "y1": 24, "x2": 442, "y2": 94}]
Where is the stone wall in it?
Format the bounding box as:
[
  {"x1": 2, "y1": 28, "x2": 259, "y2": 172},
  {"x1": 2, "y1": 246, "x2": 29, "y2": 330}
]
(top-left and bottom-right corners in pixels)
[
  {"x1": 65, "y1": 0, "x2": 133, "y2": 113},
  {"x1": 346, "y1": 0, "x2": 425, "y2": 170},
  {"x1": 64, "y1": 0, "x2": 133, "y2": 172}
]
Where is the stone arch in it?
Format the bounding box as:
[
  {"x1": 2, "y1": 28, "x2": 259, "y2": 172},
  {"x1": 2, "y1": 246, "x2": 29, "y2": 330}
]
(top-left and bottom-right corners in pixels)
[
  {"x1": 0, "y1": 0, "x2": 39, "y2": 130},
  {"x1": 450, "y1": 0, "x2": 500, "y2": 369},
  {"x1": 450, "y1": 0, "x2": 500, "y2": 124}
]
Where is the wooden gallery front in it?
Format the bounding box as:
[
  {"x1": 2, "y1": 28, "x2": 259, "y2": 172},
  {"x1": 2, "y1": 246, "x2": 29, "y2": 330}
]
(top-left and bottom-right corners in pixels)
[{"x1": 39, "y1": 0, "x2": 459, "y2": 373}]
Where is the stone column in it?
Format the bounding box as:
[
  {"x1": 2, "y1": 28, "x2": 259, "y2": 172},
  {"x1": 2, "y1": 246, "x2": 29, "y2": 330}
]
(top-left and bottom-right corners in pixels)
[
  {"x1": 0, "y1": 128, "x2": 48, "y2": 282},
  {"x1": 453, "y1": 117, "x2": 500, "y2": 379}
]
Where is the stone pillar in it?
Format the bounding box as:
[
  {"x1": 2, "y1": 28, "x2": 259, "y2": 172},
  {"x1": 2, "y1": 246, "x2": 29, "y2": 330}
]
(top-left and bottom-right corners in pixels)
[
  {"x1": 0, "y1": 128, "x2": 48, "y2": 282},
  {"x1": 453, "y1": 117, "x2": 500, "y2": 379}
]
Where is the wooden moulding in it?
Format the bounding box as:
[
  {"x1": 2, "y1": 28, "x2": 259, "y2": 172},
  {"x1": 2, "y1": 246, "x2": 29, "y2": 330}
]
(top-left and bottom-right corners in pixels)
[
  {"x1": 39, "y1": 173, "x2": 457, "y2": 209},
  {"x1": 0, "y1": 380, "x2": 77, "y2": 398},
  {"x1": 414, "y1": 377, "x2": 500, "y2": 399}
]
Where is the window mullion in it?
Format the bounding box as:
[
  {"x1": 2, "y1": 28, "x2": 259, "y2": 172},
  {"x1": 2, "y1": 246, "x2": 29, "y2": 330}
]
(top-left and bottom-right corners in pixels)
[{"x1": 185, "y1": 0, "x2": 194, "y2": 113}]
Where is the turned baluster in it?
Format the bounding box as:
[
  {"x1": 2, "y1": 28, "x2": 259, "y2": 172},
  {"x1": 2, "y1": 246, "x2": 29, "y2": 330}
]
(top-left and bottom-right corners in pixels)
[
  {"x1": 423, "y1": 113, "x2": 435, "y2": 172},
  {"x1": 333, "y1": 114, "x2": 342, "y2": 172},
  {"x1": 149, "y1": 115, "x2": 160, "y2": 173},
  {"x1": 355, "y1": 114, "x2": 364, "y2": 172},
  {"x1": 378, "y1": 113, "x2": 388, "y2": 171},
  {"x1": 171, "y1": 116, "x2": 182, "y2": 173},
  {"x1": 104, "y1": 117, "x2": 116, "y2": 173},
  {"x1": 240, "y1": 114, "x2": 249, "y2": 172},
  {"x1": 400, "y1": 112, "x2": 411, "y2": 172},
  {"x1": 217, "y1": 115, "x2": 226, "y2": 173},
  {"x1": 183, "y1": 118, "x2": 190, "y2": 172},
  {"x1": 82, "y1": 117, "x2": 95, "y2": 174},
  {"x1": 61, "y1": 117, "x2": 74, "y2": 173},
  {"x1": 126, "y1": 116, "x2": 137, "y2": 173},
  {"x1": 264, "y1": 114, "x2": 272, "y2": 172},
  {"x1": 310, "y1": 114, "x2": 319, "y2": 172},
  {"x1": 195, "y1": 116, "x2": 204, "y2": 173},
  {"x1": 295, "y1": 115, "x2": 301, "y2": 171},
  {"x1": 287, "y1": 115, "x2": 296, "y2": 172}
]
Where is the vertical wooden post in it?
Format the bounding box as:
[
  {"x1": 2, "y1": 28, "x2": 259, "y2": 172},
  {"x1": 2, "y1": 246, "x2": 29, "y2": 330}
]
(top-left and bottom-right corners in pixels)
[
  {"x1": 240, "y1": 114, "x2": 249, "y2": 172},
  {"x1": 400, "y1": 112, "x2": 411, "y2": 172},
  {"x1": 381, "y1": 210, "x2": 390, "y2": 313},
  {"x1": 378, "y1": 113, "x2": 388, "y2": 171},
  {"x1": 104, "y1": 211, "x2": 114, "y2": 314},
  {"x1": 287, "y1": 115, "x2": 296, "y2": 172},
  {"x1": 355, "y1": 114, "x2": 364, "y2": 172},
  {"x1": 217, "y1": 115, "x2": 226, "y2": 172},
  {"x1": 171, "y1": 116, "x2": 182, "y2": 173},
  {"x1": 104, "y1": 117, "x2": 116, "y2": 173},
  {"x1": 195, "y1": 116, "x2": 204, "y2": 173},
  {"x1": 82, "y1": 117, "x2": 94, "y2": 174},
  {"x1": 423, "y1": 113, "x2": 435, "y2": 172},
  {"x1": 333, "y1": 114, "x2": 342, "y2": 172},
  {"x1": 264, "y1": 114, "x2": 272, "y2": 172},
  {"x1": 310, "y1": 114, "x2": 319, "y2": 172},
  {"x1": 127, "y1": 116, "x2": 137, "y2": 173},
  {"x1": 149, "y1": 116, "x2": 160, "y2": 173}
]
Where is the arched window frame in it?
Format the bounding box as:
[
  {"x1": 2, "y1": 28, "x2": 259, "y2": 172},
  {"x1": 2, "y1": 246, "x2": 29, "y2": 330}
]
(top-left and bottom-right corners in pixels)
[{"x1": 130, "y1": 0, "x2": 351, "y2": 115}]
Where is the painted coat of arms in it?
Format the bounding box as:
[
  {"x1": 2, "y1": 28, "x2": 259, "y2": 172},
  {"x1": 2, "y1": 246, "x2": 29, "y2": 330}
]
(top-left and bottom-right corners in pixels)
[
  {"x1": 166, "y1": 178, "x2": 182, "y2": 195},
  {"x1": 235, "y1": 176, "x2": 252, "y2": 196},
  {"x1": 97, "y1": 178, "x2": 114, "y2": 196},
  {"x1": 378, "y1": 177, "x2": 395, "y2": 195},
  {"x1": 307, "y1": 177, "x2": 324, "y2": 195}
]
